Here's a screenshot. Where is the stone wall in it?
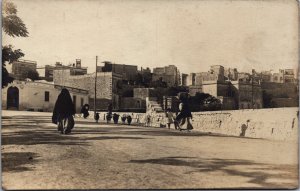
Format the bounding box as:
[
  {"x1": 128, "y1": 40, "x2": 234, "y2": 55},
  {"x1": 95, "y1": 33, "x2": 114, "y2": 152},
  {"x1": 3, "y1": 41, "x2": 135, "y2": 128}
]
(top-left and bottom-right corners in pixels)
[
  {"x1": 133, "y1": 88, "x2": 155, "y2": 99},
  {"x1": 135, "y1": 107, "x2": 298, "y2": 141},
  {"x1": 120, "y1": 97, "x2": 146, "y2": 111},
  {"x1": 78, "y1": 107, "x2": 298, "y2": 141}
]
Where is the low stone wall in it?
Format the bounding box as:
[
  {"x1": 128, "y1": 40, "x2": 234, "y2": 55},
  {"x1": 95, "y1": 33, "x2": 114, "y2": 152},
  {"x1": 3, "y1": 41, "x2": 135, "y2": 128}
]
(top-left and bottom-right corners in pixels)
[
  {"x1": 77, "y1": 108, "x2": 298, "y2": 141},
  {"x1": 144, "y1": 108, "x2": 299, "y2": 141}
]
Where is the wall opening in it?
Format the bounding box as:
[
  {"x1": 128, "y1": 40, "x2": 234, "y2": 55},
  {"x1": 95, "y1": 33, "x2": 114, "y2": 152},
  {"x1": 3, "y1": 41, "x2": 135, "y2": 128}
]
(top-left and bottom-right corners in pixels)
[{"x1": 7, "y1": 87, "x2": 19, "y2": 110}]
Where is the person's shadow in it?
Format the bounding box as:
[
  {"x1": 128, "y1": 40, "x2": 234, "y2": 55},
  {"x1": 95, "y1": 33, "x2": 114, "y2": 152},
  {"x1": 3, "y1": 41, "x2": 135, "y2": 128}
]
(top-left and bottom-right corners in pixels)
[{"x1": 240, "y1": 120, "x2": 250, "y2": 137}]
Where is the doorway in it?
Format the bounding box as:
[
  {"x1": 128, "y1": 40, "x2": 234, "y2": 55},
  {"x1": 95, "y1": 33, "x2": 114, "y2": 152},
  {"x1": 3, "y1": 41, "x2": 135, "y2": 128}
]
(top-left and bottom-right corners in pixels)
[{"x1": 7, "y1": 87, "x2": 19, "y2": 110}]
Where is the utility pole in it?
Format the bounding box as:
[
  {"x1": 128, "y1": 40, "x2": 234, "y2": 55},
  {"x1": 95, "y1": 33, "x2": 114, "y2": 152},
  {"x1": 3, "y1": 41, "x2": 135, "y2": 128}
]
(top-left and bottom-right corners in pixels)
[
  {"x1": 251, "y1": 69, "x2": 254, "y2": 110},
  {"x1": 94, "y1": 56, "x2": 98, "y2": 119}
]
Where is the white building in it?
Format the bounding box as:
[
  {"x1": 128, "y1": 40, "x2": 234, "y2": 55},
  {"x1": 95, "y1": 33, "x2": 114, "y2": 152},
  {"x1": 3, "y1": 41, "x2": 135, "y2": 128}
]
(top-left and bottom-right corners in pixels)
[{"x1": 2, "y1": 80, "x2": 89, "y2": 113}]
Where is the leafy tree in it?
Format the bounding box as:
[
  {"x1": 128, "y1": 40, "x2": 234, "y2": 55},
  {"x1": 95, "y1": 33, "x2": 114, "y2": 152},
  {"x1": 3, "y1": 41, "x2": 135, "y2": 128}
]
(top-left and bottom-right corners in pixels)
[
  {"x1": 24, "y1": 69, "x2": 40, "y2": 81},
  {"x1": 189, "y1": 92, "x2": 222, "y2": 111},
  {"x1": 262, "y1": 90, "x2": 273, "y2": 108},
  {"x1": 2, "y1": 1, "x2": 28, "y2": 88},
  {"x1": 149, "y1": 77, "x2": 167, "y2": 88}
]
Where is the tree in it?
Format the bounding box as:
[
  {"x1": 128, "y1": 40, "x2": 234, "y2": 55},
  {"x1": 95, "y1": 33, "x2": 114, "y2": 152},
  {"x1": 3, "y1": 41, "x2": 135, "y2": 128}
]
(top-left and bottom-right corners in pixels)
[
  {"x1": 262, "y1": 90, "x2": 273, "y2": 108},
  {"x1": 25, "y1": 69, "x2": 40, "y2": 81},
  {"x1": 189, "y1": 92, "x2": 222, "y2": 111},
  {"x1": 2, "y1": 1, "x2": 28, "y2": 88}
]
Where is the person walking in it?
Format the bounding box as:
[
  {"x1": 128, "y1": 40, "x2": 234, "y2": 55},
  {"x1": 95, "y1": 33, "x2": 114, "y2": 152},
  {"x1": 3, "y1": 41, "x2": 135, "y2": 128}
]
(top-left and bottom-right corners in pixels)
[
  {"x1": 166, "y1": 108, "x2": 175, "y2": 129},
  {"x1": 175, "y1": 93, "x2": 193, "y2": 131},
  {"x1": 80, "y1": 104, "x2": 90, "y2": 118},
  {"x1": 145, "y1": 114, "x2": 151, "y2": 127},
  {"x1": 106, "y1": 103, "x2": 113, "y2": 123},
  {"x1": 52, "y1": 88, "x2": 75, "y2": 134},
  {"x1": 113, "y1": 113, "x2": 120, "y2": 124},
  {"x1": 95, "y1": 112, "x2": 100, "y2": 123},
  {"x1": 127, "y1": 115, "x2": 132, "y2": 125},
  {"x1": 121, "y1": 114, "x2": 127, "y2": 124}
]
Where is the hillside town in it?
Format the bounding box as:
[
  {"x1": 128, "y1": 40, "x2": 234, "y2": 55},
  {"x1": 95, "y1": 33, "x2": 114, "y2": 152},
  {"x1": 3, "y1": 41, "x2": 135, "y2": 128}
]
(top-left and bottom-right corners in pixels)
[
  {"x1": 2, "y1": 58, "x2": 299, "y2": 113},
  {"x1": 2, "y1": 0, "x2": 299, "y2": 190}
]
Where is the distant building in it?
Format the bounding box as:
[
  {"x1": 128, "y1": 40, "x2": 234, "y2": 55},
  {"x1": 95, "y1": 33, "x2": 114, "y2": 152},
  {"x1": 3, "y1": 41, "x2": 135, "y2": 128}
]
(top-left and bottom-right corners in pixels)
[
  {"x1": 181, "y1": 73, "x2": 188, "y2": 86},
  {"x1": 261, "y1": 82, "x2": 298, "y2": 108},
  {"x1": 270, "y1": 69, "x2": 296, "y2": 84},
  {"x1": 187, "y1": 73, "x2": 195, "y2": 86},
  {"x1": 118, "y1": 88, "x2": 155, "y2": 112},
  {"x1": 133, "y1": 88, "x2": 155, "y2": 99},
  {"x1": 12, "y1": 59, "x2": 37, "y2": 80},
  {"x1": 54, "y1": 60, "x2": 88, "y2": 76},
  {"x1": 188, "y1": 85, "x2": 202, "y2": 96},
  {"x1": 224, "y1": 67, "x2": 238, "y2": 81},
  {"x1": 237, "y1": 72, "x2": 251, "y2": 82},
  {"x1": 2, "y1": 80, "x2": 88, "y2": 112},
  {"x1": 137, "y1": 67, "x2": 152, "y2": 86},
  {"x1": 190, "y1": 65, "x2": 226, "y2": 85},
  {"x1": 260, "y1": 71, "x2": 273, "y2": 82},
  {"x1": 37, "y1": 60, "x2": 87, "y2": 82},
  {"x1": 272, "y1": 72, "x2": 284, "y2": 83},
  {"x1": 201, "y1": 81, "x2": 237, "y2": 110},
  {"x1": 210, "y1": 65, "x2": 225, "y2": 82},
  {"x1": 280, "y1": 69, "x2": 295, "y2": 83},
  {"x1": 152, "y1": 65, "x2": 180, "y2": 87},
  {"x1": 234, "y1": 80, "x2": 263, "y2": 109},
  {"x1": 187, "y1": 65, "x2": 226, "y2": 98},
  {"x1": 100, "y1": 61, "x2": 138, "y2": 81},
  {"x1": 53, "y1": 69, "x2": 122, "y2": 110}
]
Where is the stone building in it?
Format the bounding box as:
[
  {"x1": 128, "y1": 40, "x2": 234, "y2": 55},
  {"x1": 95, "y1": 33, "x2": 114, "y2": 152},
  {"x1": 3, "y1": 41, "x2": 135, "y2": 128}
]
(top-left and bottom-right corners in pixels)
[
  {"x1": 260, "y1": 71, "x2": 273, "y2": 82},
  {"x1": 152, "y1": 65, "x2": 180, "y2": 87},
  {"x1": 12, "y1": 59, "x2": 37, "y2": 80},
  {"x1": 261, "y1": 82, "x2": 298, "y2": 107},
  {"x1": 234, "y1": 80, "x2": 263, "y2": 109},
  {"x1": 53, "y1": 69, "x2": 122, "y2": 110},
  {"x1": 181, "y1": 73, "x2": 188, "y2": 86},
  {"x1": 2, "y1": 81, "x2": 88, "y2": 112},
  {"x1": 201, "y1": 81, "x2": 237, "y2": 110},
  {"x1": 272, "y1": 72, "x2": 284, "y2": 83},
  {"x1": 37, "y1": 60, "x2": 87, "y2": 82},
  {"x1": 100, "y1": 62, "x2": 138, "y2": 81},
  {"x1": 118, "y1": 88, "x2": 155, "y2": 112},
  {"x1": 224, "y1": 67, "x2": 238, "y2": 81},
  {"x1": 188, "y1": 86, "x2": 202, "y2": 96},
  {"x1": 270, "y1": 69, "x2": 296, "y2": 83},
  {"x1": 189, "y1": 65, "x2": 226, "y2": 85},
  {"x1": 280, "y1": 69, "x2": 295, "y2": 83}
]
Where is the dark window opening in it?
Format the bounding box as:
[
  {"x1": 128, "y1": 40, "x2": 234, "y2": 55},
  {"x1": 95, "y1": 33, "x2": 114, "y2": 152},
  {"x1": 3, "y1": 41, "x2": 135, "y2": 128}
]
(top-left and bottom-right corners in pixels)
[{"x1": 45, "y1": 91, "x2": 50, "y2": 102}]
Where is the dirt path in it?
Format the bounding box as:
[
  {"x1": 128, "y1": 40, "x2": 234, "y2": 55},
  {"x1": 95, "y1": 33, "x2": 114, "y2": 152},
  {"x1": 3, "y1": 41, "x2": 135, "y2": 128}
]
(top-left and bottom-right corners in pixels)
[{"x1": 1, "y1": 111, "x2": 298, "y2": 189}]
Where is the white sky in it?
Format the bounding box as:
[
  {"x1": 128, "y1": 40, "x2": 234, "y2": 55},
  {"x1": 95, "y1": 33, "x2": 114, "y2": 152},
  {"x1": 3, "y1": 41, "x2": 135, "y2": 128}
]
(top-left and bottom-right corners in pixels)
[{"x1": 3, "y1": 0, "x2": 299, "y2": 74}]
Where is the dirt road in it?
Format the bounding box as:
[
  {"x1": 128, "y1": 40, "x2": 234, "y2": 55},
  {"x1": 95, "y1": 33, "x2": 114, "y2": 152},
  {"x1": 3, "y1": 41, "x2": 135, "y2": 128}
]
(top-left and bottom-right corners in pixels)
[{"x1": 1, "y1": 111, "x2": 298, "y2": 189}]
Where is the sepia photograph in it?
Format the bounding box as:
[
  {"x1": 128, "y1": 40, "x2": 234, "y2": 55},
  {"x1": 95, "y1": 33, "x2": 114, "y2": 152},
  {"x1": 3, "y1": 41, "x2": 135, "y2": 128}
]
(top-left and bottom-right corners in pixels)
[{"x1": 1, "y1": 0, "x2": 299, "y2": 189}]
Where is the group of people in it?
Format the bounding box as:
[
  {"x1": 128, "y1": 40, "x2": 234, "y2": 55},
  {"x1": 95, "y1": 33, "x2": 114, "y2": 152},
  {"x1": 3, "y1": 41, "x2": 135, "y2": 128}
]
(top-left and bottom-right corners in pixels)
[
  {"x1": 52, "y1": 88, "x2": 193, "y2": 134},
  {"x1": 165, "y1": 93, "x2": 193, "y2": 131}
]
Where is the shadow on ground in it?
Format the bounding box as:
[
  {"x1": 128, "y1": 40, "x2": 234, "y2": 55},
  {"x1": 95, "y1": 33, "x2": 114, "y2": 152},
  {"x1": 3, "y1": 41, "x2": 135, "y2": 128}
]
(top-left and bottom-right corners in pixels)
[
  {"x1": 2, "y1": 115, "x2": 259, "y2": 148},
  {"x1": 2, "y1": 116, "x2": 151, "y2": 146},
  {"x1": 129, "y1": 156, "x2": 298, "y2": 189},
  {"x1": 2, "y1": 152, "x2": 39, "y2": 172}
]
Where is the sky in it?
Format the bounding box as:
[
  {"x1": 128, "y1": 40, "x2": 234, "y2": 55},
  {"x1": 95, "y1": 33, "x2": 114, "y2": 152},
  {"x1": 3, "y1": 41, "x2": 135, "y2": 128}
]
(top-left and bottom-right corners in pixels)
[{"x1": 3, "y1": 0, "x2": 299, "y2": 74}]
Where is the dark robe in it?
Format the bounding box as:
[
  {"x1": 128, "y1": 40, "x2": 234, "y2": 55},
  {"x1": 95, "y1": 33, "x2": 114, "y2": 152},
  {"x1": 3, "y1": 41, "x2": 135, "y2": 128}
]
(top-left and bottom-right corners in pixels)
[
  {"x1": 52, "y1": 88, "x2": 75, "y2": 124},
  {"x1": 176, "y1": 101, "x2": 192, "y2": 121}
]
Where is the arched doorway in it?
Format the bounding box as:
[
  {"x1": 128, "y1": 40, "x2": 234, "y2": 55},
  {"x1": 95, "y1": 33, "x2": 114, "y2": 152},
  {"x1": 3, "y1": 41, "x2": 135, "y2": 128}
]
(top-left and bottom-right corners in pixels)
[{"x1": 7, "y1": 87, "x2": 19, "y2": 110}]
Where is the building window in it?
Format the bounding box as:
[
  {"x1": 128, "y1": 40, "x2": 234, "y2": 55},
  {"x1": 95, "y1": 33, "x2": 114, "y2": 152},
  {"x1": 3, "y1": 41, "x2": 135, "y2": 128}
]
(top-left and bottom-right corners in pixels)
[{"x1": 45, "y1": 91, "x2": 50, "y2": 102}]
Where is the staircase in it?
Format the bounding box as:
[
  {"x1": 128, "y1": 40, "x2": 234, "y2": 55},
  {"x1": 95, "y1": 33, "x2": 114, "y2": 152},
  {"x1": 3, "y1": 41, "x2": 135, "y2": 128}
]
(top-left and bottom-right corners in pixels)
[{"x1": 146, "y1": 97, "x2": 163, "y2": 113}]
